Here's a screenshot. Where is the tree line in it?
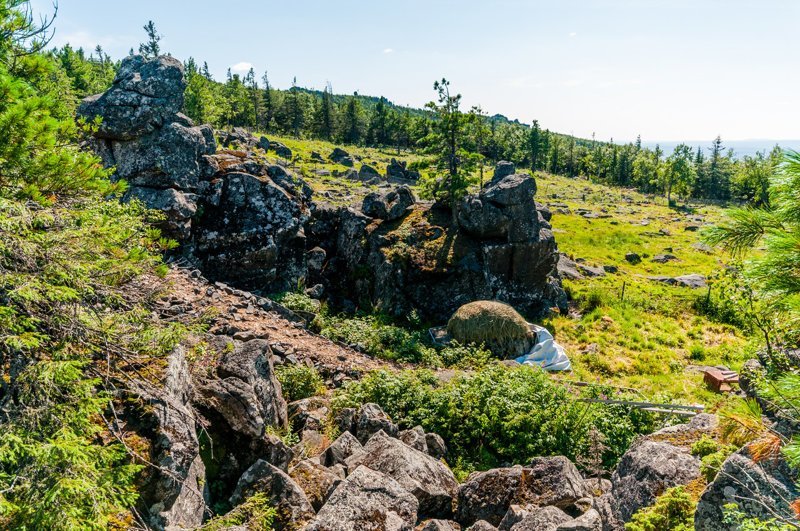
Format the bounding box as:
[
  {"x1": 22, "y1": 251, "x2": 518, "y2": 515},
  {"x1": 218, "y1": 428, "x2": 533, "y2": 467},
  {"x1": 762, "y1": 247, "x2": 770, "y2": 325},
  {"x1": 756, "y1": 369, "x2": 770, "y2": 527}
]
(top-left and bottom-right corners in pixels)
[{"x1": 50, "y1": 22, "x2": 780, "y2": 208}]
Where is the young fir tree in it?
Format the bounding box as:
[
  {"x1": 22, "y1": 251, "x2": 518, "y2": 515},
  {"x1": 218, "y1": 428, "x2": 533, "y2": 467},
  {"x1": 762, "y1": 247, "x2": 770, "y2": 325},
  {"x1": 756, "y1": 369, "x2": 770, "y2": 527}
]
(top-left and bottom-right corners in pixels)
[{"x1": 139, "y1": 20, "x2": 161, "y2": 58}]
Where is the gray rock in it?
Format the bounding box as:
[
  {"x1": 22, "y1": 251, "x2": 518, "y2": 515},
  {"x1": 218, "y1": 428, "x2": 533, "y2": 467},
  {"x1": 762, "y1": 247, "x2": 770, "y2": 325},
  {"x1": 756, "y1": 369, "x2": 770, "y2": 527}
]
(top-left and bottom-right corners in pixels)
[
  {"x1": 135, "y1": 347, "x2": 207, "y2": 530},
  {"x1": 347, "y1": 430, "x2": 459, "y2": 518},
  {"x1": 229, "y1": 459, "x2": 315, "y2": 529},
  {"x1": 426, "y1": 432, "x2": 448, "y2": 460},
  {"x1": 290, "y1": 459, "x2": 342, "y2": 511},
  {"x1": 78, "y1": 55, "x2": 186, "y2": 140},
  {"x1": 307, "y1": 465, "x2": 419, "y2": 531},
  {"x1": 362, "y1": 186, "x2": 416, "y2": 221},
  {"x1": 624, "y1": 252, "x2": 641, "y2": 264},
  {"x1": 457, "y1": 466, "x2": 525, "y2": 526},
  {"x1": 194, "y1": 339, "x2": 288, "y2": 438},
  {"x1": 498, "y1": 505, "x2": 531, "y2": 531},
  {"x1": 354, "y1": 403, "x2": 399, "y2": 444},
  {"x1": 321, "y1": 431, "x2": 365, "y2": 468},
  {"x1": 557, "y1": 509, "x2": 602, "y2": 531},
  {"x1": 610, "y1": 440, "x2": 700, "y2": 522},
  {"x1": 417, "y1": 520, "x2": 462, "y2": 530},
  {"x1": 651, "y1": 253, "x2": 678, "y2": 263},
  {"x1": 557, "y1": 255, "x2": 584, "y2": 281},
  {"x1": 577, "y1": 263, "x2": 605, "y2": 278},
  {"x1": 359, "y1": 164, "x2": 382, "y2": 180},
  {"x1": 694, "y1": 448, "x2": 799, "y2": 530},
  {"x1": 510, "y1": 506, "x2": 572, "y2": 531},
  {"x1": 648, "y1": 274, "x2": 707, "y2": 289},
  {"x1": 125, "y1": 187, "x2": 197, "y2": 239},
  {"x1": 329, "y1": 147, "x2": 352, "y2": 165},
  {"x1": 399, "y1": 426, "x2": 429, "y2": 453},
  {"x1": 467, "y1": 522, "x2": 498, "y2": 531},
  {"x1": 524, "y1": 456, "x2": 589, "y2": 510},
  {"x1": 270, "y1": 141, "x2": 292, "y2": 158},
  {"x1": 493, "y1": 161, "x2": 516, "y2": 180},
  {"x1": 387, "y1": 158, "x2": 411, "y2": 180}
]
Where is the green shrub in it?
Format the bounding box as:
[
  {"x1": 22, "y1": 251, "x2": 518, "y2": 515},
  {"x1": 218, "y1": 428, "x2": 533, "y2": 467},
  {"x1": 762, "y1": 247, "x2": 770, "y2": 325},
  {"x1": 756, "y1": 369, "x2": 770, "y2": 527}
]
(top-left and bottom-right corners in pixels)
[
  {"x1": 722, "y1": 504, "x2": 796, "y2": 531},
  {"x1": 334, "y1": 364, "x2": 656, "y2": 471},
  {"x1": 625, "y1": 486, "x2": 695, "y2": 531},
  {"x1": 689, "y1": 344, "x2": 707, "y2": 361},
  {"x1": 276, "y1": 364, "x2": 326, "y2": 402},
  {"x1": 690, "y1": 435, "x2": 719, "y2": 458},
  {"x1": 201, "y1": 493, "x2": 276, "y2": 531},
  {"x1": 273, "y1": 291, "x2": 320, "y2": 314}
]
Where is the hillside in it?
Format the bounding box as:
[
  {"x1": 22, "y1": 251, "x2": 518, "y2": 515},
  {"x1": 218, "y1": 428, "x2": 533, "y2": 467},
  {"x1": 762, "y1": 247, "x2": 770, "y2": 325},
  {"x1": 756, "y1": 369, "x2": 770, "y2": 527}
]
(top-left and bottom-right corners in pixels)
[{"x1": 2, "y1": 5, "x2": 799, "y2": 530}]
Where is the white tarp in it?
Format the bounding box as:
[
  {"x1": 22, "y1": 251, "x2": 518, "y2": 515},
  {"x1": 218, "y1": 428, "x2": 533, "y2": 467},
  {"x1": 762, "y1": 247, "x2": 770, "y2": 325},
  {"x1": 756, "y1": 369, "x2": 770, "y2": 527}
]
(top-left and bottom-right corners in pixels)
[{"x1": 514, "y1": 325, "x2": 572, "y2": 372}]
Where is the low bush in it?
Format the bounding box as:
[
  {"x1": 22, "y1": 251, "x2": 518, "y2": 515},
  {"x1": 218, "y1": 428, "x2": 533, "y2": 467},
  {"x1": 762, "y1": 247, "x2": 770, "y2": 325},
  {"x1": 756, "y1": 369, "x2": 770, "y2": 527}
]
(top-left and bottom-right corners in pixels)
[
  {"x1": 334, "y1": 364, "x2": 656, "y2": 471},
  {"x1": 276, "y1": 364, "x2": 326, "y2": 402},
  {"x1": 625, "y1": 486, "x2": 695, "y2": 531}
]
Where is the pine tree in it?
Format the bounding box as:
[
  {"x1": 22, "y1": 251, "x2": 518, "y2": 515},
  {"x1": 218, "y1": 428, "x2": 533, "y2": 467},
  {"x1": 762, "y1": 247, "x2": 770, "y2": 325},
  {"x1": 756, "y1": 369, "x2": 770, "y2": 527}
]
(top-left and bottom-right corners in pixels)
[
  {"x1": 529, "y1": 120, "x2": 542, "y2": 171},
  {"x1": 139, "y1": 20, "x2": 161, "y2": 58},
  {"x1": 313, "y1": 82, "x2": 336, "y2": 140},
  {"x1": 341, "y1": 94, "x2": 364, "y2": 145},
  {"x1": 261, "y1": 70, "x2": 274, "y2": 132}
]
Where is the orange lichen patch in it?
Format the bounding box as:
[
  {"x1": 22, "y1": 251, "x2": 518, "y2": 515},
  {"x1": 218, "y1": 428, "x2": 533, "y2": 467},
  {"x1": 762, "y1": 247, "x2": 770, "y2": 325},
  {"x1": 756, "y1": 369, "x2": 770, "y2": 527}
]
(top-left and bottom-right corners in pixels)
[
  {"x1": 684, "y1": 476, "x2": 708, "y2": 501},
  {"x1": 648, "y1": 427, "x2": 722, "y2": 450}
]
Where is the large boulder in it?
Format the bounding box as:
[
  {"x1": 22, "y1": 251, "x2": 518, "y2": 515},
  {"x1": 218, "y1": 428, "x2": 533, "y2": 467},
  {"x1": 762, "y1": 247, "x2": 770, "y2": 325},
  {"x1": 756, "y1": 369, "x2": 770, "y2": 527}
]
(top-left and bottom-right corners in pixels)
[
  {"x1": 79, "y1": 55, "x2": 185, "y2": 140},
  {"x1": 508, "y1": 506, "x2": 572, "y2": 531},
  {"x1": 694, "y1": 448, "x2": 799, "y2": 530},
  {"x1": 609, "y1": 440, "x2": 700, "y2": 522},
  {"x1": 347, "y1": 430, "x2": 459, "y2": 518},
  {"x1": 362, "y1": 186, "x2": 416, "y2": 221},
  {"x1": 191, "y1": 171, "x2": 309, "y2": 292},
  {"x1": 307, "y1": 465, "x2": 419, "y2": 531},
  {"x1": 229, "y1": 459, "x2": 315, "y2": 529},
  {"x1": 354, "y1": 403, "x2": 399, "y2": 444},
  {"x1": 194, "y1": 338, "x2": 288, "y2": 437},
  {"x1": 524, "y1": 456, "x2": 589, "y2": 511},
  {"x1": 290, "y1": 459, "x2": 343, "y2": 511},
  {"x1": 321, "y1": 430, "x2": 365, "y2": 468},
  {"x1": 457, "y1": 466, "x2": 526, "y2": 527}
]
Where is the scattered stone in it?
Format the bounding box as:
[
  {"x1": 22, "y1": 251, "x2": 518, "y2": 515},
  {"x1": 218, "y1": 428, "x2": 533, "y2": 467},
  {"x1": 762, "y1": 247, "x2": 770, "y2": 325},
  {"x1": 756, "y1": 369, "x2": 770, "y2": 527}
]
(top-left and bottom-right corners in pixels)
[
  {"x1": 346, "y1": 430, "x2": 459, "y2": 518},
  {"x1": 306, "y1": 465, "x2": 419, "y2": 531},
  {"x1": 648, "y1": 274, "x2": 707, "y2": 289},
  {"x1": 624, "y1": 252, "x2": 641, "y2": 265},
  {"x1": 651, "y1": 254, "x2": 678, "y2": 263}
]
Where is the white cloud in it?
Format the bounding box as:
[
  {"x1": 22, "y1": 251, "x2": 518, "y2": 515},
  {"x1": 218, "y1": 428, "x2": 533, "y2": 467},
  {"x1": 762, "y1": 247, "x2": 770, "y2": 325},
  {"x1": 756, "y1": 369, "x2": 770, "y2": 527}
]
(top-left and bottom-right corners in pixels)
[
  {"x1": 569, "y1": 32, "x2": 577, "y2": 37},
  {"x1": 230, "y1": 61, "x2": 253, "y2": 74},
  {"x1": 383, "y1": 48, "x2": 394, "y2": 54}
]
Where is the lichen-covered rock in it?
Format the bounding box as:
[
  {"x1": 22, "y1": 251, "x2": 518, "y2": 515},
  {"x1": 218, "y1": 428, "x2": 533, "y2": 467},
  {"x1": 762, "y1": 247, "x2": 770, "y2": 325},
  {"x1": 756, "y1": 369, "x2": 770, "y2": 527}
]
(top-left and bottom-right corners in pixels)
[
  {"x1": 194, "y1": 339, "x2": 288, "y2": 437},
  {"x1": 229, "y1": 459, "x2": 315, "y2": 529},
  {"x1": 609, "y1": 440, "x2": 699, "y2": 522},
  {"x1": 290, "y1": 459, "x2": 342, "y2": 511},
  {"x1": 509, "y1": 506, "x2": 572, "y2": 531},
  {"x1": 467, "y1": 522, "x2": 498, "y2": 531},
  {"x1": 133, "y1": 347, "x2": 207, "y2": 530},
  {"x1": 307, "y1": 465, "x2": 419, "y2": 531},
  {"x1": 426, "y1": 432, "x2": 448, "y2": 460},
  {"x1": 79, "y1": 55, "x2": 186, "y2": 140},
  {"x1": 524, "y1": 456, "x2": 589, "y2": 511},
  {"x1": 694, "y1": 448, "x2": 799, "y2": 530},
  {"x1": 321, "y1": 431, "x2": 364, "y2": 468},
  {"x1": 346, "y1": 430, "x2": 459, "y2": 518},
  {"x1": 557, "y1": 509, "x2": 602, "y2": 531},
  {"x1": 362, "y1": 186, "x2": 416, "y2": 221},
  {"x1": 354, "y1": 403, "x2": 399, "y2": 444},
  {"x1": 457, "y1": 466, "x2": 525, "y2": 526},
  {"x1": 417, "y1": 520, "x2": 462, "y2": 531},
  {"x1": 125, "y1": 186, "x2": 197, "y2": 239},
  {"x1": 399, "y1": 426, "x2": 429, "y2": 453}
]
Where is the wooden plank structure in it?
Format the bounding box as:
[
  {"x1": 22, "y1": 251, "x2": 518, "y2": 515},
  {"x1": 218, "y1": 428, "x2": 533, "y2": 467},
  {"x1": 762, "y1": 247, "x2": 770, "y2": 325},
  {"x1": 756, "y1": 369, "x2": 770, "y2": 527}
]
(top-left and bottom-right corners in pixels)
[
  {"x1": 579, "y1": 398, "x2": 705, "y2": 417},
  {"x1": 703, "y1": 368, "x2": 739, "y2": 393}
]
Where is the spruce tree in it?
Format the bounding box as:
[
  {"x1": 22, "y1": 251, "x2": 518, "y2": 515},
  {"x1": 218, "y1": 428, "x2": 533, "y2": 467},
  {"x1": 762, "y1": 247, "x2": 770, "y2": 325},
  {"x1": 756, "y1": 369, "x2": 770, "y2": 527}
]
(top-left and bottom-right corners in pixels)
[{"x1": 139, "y1": 20, "x2": 161, "y2": 58}]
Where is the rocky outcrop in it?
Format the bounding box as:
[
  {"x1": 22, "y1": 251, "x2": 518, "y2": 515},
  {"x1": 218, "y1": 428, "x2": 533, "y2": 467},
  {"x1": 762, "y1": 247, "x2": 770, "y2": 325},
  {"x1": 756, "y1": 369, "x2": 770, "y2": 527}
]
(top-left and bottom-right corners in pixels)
[
  {"x1": 80, "y1": 55, "x2": 311, "y2": 293},
  {"x1": 307, "y1": 465, "x2": 420, "y2": 531},
  {"x1": 310, "y1": 171, "x2": 566, "y2": 321},
  {"x1": 133, "y1": 347, "x2": 208, "y2": 530},
  {"x1": 362, "y1": 186, "x2": 416, "y2": 221},
  {"x1": 695, "y1": 448, "x2": 799, "y2": 530},
  {"x1": 346, "y1": 430, "x2": 459, "y2": 518},
  {"x1": 387, "y1": 158, "x2": 420, "y2": 181}
]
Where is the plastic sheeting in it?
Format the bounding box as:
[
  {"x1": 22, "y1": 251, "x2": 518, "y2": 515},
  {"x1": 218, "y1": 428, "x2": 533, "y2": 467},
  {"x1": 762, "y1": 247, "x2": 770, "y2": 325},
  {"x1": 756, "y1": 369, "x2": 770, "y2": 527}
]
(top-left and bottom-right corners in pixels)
[{"x1": 514, "y1": 325, "x2": 572, "y2": 372}]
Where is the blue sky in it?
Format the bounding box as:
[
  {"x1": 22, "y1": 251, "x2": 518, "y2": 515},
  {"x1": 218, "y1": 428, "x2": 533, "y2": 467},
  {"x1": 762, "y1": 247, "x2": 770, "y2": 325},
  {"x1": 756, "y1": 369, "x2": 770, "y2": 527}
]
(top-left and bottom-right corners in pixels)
[{"x1": 32, "y1": 0, "x2": 800, "y2": 142}]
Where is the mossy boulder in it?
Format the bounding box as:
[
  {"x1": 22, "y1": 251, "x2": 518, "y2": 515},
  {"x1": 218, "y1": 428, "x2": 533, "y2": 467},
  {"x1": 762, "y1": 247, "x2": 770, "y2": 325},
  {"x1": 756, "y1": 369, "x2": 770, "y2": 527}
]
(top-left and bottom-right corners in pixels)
[{"x1": 447, "y1": 301, "x2": 535, "y2": 358}]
